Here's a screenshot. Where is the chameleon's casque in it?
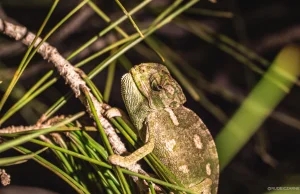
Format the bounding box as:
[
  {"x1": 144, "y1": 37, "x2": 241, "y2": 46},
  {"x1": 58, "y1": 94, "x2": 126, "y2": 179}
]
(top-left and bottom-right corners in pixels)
[{"x1": 115, "y1": 63, "x2": 219, "y2": 193}]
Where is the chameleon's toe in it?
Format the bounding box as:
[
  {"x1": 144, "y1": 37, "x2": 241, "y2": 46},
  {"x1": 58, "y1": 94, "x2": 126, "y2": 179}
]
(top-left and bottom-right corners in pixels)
[{"x1": 105, "y1": 107, "x2": 122, "y2": 119}]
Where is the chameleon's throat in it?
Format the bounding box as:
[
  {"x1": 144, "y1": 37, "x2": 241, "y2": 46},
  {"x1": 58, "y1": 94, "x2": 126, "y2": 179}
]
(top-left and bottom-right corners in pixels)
[{"x1": 121, "y1": 73, "x2": 151, "y2": 131}]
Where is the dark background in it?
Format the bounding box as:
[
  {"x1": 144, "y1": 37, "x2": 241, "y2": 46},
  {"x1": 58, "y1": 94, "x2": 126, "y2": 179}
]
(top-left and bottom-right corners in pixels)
[{"x1": 0, "y1": 0, "x2": 300, "y2": 193}]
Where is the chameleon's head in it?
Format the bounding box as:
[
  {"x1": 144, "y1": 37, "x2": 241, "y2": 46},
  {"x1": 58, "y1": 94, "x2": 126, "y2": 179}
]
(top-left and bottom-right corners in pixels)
[{"x1": 126, "y1": 63, "x2": 186, "y2": 110}]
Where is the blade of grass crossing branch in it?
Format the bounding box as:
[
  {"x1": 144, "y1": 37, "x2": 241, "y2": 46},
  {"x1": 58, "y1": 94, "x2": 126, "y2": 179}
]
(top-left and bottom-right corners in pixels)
[
  {"x1": 216, "y1": 45, "x2": 300, "y2": 170},
  {"x1": 0, "y1": 0, "x2": 58, "y2": 112},
  {"x1": 115, "y1": 0, "x2": 144, "y2": 37}
]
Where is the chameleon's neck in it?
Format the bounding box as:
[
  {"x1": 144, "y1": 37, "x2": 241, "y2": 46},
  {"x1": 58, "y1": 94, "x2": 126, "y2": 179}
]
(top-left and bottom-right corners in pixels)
[{"x1": 121, "y1": 73, "x2": 151, "y2": 131}]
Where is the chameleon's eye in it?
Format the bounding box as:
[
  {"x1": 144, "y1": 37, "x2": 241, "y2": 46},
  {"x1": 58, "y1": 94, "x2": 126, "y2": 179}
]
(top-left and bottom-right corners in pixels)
[
  {"x1": 151, "y1": 80, "x2": 163, "y2": 91},
  {"x1": 150, "y1": 73, "x2": 164, "y2": 92}
]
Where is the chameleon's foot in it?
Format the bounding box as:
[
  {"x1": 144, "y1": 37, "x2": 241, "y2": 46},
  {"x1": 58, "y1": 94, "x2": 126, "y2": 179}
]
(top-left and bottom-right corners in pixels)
[
  {"x1": 108, "y1": 154, "x2": 135, "y2": 168},
  {"x1": 104, "y1": 107, "x2": 122, "y2": 119}
]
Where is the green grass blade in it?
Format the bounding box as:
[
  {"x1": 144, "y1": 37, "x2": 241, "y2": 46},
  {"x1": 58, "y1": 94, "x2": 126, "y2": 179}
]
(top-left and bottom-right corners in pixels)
[
  {"x1": 82, "y1": 88, "x2": 131, "y2": 194},
  {"x1": 0, "y1": 0, "x2": 58, "y2": 112},
  {"x1": 115, "y1": 0, "x2": 144, "y2": 37},
  {"x1": 216, "y1": 45, "x2": 300, "y2": 170},
  {"x1": 151, "y1": 0, "x2": 183, "y2": 26},
  {"x1": 0, "y1": 147, "x2": 47, "y2": 166},
  {"x1": 187, "y1": 8, "x2": 233, "y2": 18},
  {"x1": 88, "y1": 0, "x2": 201, "y2": 79},
  {"x1": 0, "y1": 77, "x2": 57, "y2": 125},
  {"x1": 30, "y1": 138, "x2": 111, "y2": 168},
  {"x1": 104, "y1": 51, "x2": 117, "y2": 102},
  {"x1": 100, "y1": 0, "x2": 151, "y2": 37},
  {"x1": 31, "y1": 136, "x2": 192, "y2": 193},
  {"x1": 14, "y1": 146, "x2": 90, "y2": 194},
  {"x1": 0, "y1": 71, "x2": 54, "y2": 125},
  {"x1": 68, "y1": 0, "x2": 150, "y2": 60},
  {"x1": 74, "y1": 33, "x2": 139, "y2": 68},
  {"x1": 44, "y1": 91, "x2": 72, "y2": 119},
  {"x1": 88, "y1": 0, "x2": 128, "y2": 38}
]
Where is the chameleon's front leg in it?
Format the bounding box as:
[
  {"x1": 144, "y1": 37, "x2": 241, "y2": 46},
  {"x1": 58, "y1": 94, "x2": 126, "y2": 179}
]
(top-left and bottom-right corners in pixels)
[{"x1": 108, "y1": 123, "x2": 155, "y2": 168}]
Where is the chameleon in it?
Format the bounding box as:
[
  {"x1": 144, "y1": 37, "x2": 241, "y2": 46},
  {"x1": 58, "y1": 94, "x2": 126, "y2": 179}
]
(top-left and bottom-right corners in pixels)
[{"x1": 108, "y1": 63, "x2": 219, "y2": 194}]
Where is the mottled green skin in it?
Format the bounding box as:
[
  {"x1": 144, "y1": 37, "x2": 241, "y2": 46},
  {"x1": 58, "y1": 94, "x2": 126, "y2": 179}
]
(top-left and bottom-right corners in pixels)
[
  {"x1": 147, "y1": 106, "x2": 218, "y2": 193},
  {"x1": 120, "y1": 63, "x2": 219, "y2": 193}
]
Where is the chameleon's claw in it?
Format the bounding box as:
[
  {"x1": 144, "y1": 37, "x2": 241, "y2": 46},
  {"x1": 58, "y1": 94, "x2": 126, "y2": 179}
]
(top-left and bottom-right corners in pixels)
[{"x1": 105, "y1": 107, "x2": 122, "y2": 119}]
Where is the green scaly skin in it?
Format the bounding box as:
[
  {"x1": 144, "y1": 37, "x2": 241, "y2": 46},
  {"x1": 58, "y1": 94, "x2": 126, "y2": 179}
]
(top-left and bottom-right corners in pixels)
[{"x1": 109, "y1": 63, "x2": 219, "y2": 194}]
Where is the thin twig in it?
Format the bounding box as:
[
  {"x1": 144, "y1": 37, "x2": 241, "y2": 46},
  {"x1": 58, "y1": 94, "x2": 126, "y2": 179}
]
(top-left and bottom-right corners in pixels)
[{"x1": 0, "y1": 115, "x2": 65, "y2": 134}]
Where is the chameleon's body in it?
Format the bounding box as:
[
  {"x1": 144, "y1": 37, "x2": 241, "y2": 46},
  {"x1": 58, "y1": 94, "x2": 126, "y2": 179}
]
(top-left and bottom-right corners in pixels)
[{"x1": 109, "y1": 63, "x2": 219, "y2": 193}]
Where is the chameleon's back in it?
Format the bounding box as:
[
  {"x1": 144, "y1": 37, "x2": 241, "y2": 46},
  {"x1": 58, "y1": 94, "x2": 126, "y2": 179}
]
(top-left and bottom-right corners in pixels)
[{"x1": 147, "y1": 106, "x2": 219, "y2": 194}]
